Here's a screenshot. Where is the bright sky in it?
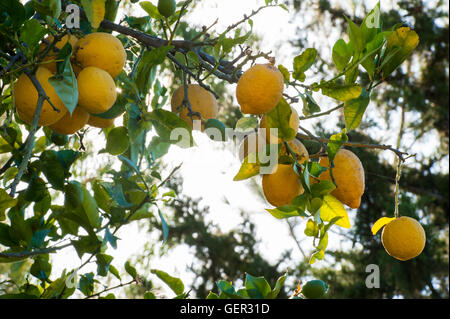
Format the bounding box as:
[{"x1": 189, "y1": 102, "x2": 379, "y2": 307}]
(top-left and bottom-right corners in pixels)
[{"x1": 48, "y1": 0, "x2": 448, "y2": 298}]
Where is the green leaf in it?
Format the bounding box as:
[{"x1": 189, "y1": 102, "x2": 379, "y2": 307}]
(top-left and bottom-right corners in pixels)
[
  {"x1": 134, "y1": 46, "x2": 172, "y2": 95},
  {"x1": 106, "y1": 126, "x2": 130, "y2": 156},
  {"x1": 308, "y1": 162, "x2": 327, "y2": 178},
  {"x1": 49, "y1": 51, "x2": 78, "y2": 115},
  {"x1": 19, "y1": 19, "x2": 47, "y2": 54},
  {"x1": 320, "y1": 82, "x2": 362, "y2": 102},
  {"x1": 309, "y1": 249, "x2": 325, "y2": 264},
  {"x1": 216, "y1": 280, "x2": 242, "y2": 299},
  {"x1": 301, "y1": 91, "x2": 321, "y2": 116},
  {"x1": 0, "y1": 189, "x2": 18, "y2": 218},
  {"x1": 332, "y1": 39, "x2": 352, "y2": 71},
  {"x1": 144, "y1": 291, "x2": 156, "y2": 299},
  {"x1": 151, "y1": 269, "x2": 184, "y2": 295},
  {"x1": 99, "y1": 182, "x2": 134, "y2": 209},
  {"x1": 30, "y1": 255, "x2": 52, "y2": 281},
  {"x1": 206, "y1": 292, "x2": 220, "y2": 299},
  {"x1": 235, "y1": 117, "x2": 258, "y2": 132},
  {"x1": 81, "y1": 186, "x2": 101, "y2": 229},
  {"x1": 345, "y1": 16, "x2": 365, "y2": 55},
  {"x1": 265, "y1": 98, "x2": 296, "y2": 141},
  {"x1": 266, "y1": 205, "x2": 303, "y2": 219},
  {"x1": 245, "y1": 274, "x2": 272, "y2": 299},
  {"x1": 293, "y1": 48, "x2": 317, "y2": 82},
  {"x1": 327, "y1": 130, "x2": 348, "y2": 163},
  {"x1": 145, "y1": 109, "x2": 193, "y2": 148},
  {"x1": 96, "y1": 253, "x2": 113, "y2": 276},
  {"x1": 81, "y1": 0, "x2": 106, "y2": 28},
  {"x1": 311, "y1": 180, "x2": 336, "y2": 197},
  {"x1": 41, "y1": 272, "x2": 75, "y2": 299},
  {"x1": 148, "y1": 136, "x2": 171, "y2": 159},
  {"x1": 320, "y1": 195, "x2": 350, "y2": 228},
  {"x1": 79, "y1": 273, "x2": 95, "y2": 296},
  {"x1": 125, "y1": 261, "x2": 137, "y2": 279},
  {"x1": 344, "y1": 89, "x2": 370, "y2": 131},
  {"x1": 40, "y1": 150, "x2": 66, "y2": 190},
  {"x1": 0, "y1": 0, "x2": 26, "y2": 29},
  {"x1": 381, "y1": 27, "x2": 419, "y2": 77},
  {"x1": 158, "y1": 209, "x2": 169, "y2": 243},
  {"x1": 361, "y1": 2, "x2": 381, "y2": 42},
  {"x1": 140, "y1": 1, "x2": 163, "y2": 19},
  {"x1": 266, "y1": 274, "x2": 287, "y2": 299},
  {"x1": 277, "y1": 64, "x2": 290, "y2": 84}
]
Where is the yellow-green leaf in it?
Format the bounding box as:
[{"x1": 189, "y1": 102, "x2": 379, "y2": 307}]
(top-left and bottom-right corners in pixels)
[
  {"x1": 371, "y1": 217, "x2": 395, "y2": 235},
  {"x1": 320, "y1": 195, "x2": 351, "y2": 228},
  {"x1": 382, "y1": 27, "x2": 419, "y2": 77},
  {"x1": 233, "y1": 153, "x2": 260, "y2": 181}
]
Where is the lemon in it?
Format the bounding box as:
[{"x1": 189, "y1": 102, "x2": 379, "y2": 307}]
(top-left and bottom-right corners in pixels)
[
  {"x1": 74, "y1": 32, "x2": 126, "y2": 78},
  {"x1": 77, "y1": 66, "x2": 117, "y2": 114},
  {"x1": 236, "y1": 63, "x2": 284, "y2": 115},
  {"x1": 281, "y1": 139, "x2": 309, "y2": 164},
  {"x1": 14, "y1": 67, "x2": 68, "y2": 126},
  {"x1": 49, "y1": 106, "x2": 90, "y2": 135},
  {"x1": 318, "y1": 149, "x2": 365, "y2": 209},
  {"x1": 259, "y1": 106, "x2": 299, "y2": 143},
  {"x1": 262, "y1": 164, "x2": 304, "y2": 207},
  {"x1": 301, "y1": 280, "x2": 328, "y2": 299},
  {"x1": 39, "y1": 34, "x2": 79, "y2": 73},
  {"x1": 88, "y1": 115, "x2": 115, "y2": 128},
  {"x1": 158, "y1": 0, "x2": 176, "y2": 18},
  {"x1": 381, "y1": 216, "x2": 426, "y2": 261},
  {"x1": 171, "y1": 84, "x2": 218, "y2": 130}
]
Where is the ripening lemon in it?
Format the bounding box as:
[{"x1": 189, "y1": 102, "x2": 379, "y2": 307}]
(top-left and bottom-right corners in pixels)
[
  {"x1": 158, "y1": 0, "x2": 176, "y2": 18},
  {"x1": 74, "y1": 32, "x2": 126, "y2": 78},
  {"x1": 259, "y1": 106, "x2": 299, "y2": 143},
  {"x1": 14, "y1": 67, "x2": 68, "y2": 126},
  {"x1": 39, "y1": 34, "x2": 79, "y2": 73},
  {"x1": 281, "y1": 139, "x2": 309, "y2": 164},
  {"x1": 301, "y1": 280, "x2": 328, "y2": 299},
  {"x1": 262, "y1": 164, "x2": 304, "y2": 207},
  {"x1": 317, "y1": 149, "x2": 365, "y2": 209},
  {"x1": 49, "y1": 106, "x2": 90, "y2": 135},
  {"x1": 77, "y1": 66, "x2": 117, "y2": 114},
  {"x1": 88, "y1": 115, "x2": 115, "y2": 128},
  {"x1": 236, "y1": 63, "x2": 284, "y2": 115},
  {"x1": 381, "y1": 216, "x2": 426, "y2": 261},
  {"x1": 171, "y1": 84, "x2": 218, "y2": 130},
  {"x1": 238, "y1": 132, "x2": 267, "y2": 162}
]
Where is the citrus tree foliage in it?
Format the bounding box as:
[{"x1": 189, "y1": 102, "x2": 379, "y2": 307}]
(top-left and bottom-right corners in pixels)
[{"x1": 0, "y1": 0, "x2": 421, "y2": 298}]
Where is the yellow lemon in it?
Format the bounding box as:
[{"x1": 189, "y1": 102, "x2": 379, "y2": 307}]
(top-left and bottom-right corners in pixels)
[
  {"x1": 381, "y1": 216, "x2": 426, "y2": 261},
  {"x1": 236, "y1": 63, "x2": 284, "y2": 115},
  {"x1": 281, "y1": 139, "x2": 309, "y2": 164},
  {"x1": 318, "y1": 149, "x2": 365, "y2": 209},
  {"x1": 262, "y1": 164, "x2": 304, "y2": 207},
  {"x1": 259, "y1": 106, "x2": 299, "y2": 143},
  {"x1": 74, "y1": 32, "x2": 126, "y2": 78},
  {"x1": 77, "y1": 66, "x2": 117, "y2": 114},
  {"x1": 171, "y1": 84, "x2": 218, "y2": 130},
  {"x1": 88, "y1": 115, "x2": 115, "y2": 128},
  {"x1": 49, "y1": 106, "x2": 90, "y2": 135},
  {"x1": 14, "y1": 67, "x2": 68, "y2": 126},
  {"x1": 40, "y1": 34, "x2": 79, "y2": 73}
]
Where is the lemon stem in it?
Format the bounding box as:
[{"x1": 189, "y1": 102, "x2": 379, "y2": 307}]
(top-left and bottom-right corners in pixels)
[{"x1": 393, "y1": 158, "x2": 403, "y2": 219}]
